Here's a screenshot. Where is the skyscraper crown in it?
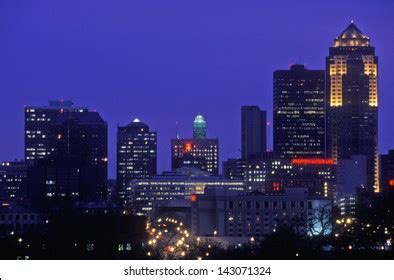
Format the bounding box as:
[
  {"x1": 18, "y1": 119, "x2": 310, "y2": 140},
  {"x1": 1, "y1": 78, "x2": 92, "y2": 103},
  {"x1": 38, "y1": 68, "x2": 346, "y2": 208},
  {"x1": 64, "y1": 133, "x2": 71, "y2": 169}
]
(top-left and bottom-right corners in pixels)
[
  {"x1": 334, "y1": 22, "x2": 370, "y2": 47},
  {"x1": 193, "y1": 114, "x2": 206, "y2": 139}
]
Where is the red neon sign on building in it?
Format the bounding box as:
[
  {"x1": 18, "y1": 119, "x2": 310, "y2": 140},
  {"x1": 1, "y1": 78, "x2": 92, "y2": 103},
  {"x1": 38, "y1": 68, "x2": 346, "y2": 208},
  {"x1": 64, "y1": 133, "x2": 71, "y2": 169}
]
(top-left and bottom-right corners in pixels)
[
  {"x1": 291, "y1": 158, "x2": 334, "y2": 165},
  {"x1": 389, "y1": 179, "x2": 394, "y2": 187},
  {"x1": 183, "y1": 143, "x2": 193, "y2": 153}
]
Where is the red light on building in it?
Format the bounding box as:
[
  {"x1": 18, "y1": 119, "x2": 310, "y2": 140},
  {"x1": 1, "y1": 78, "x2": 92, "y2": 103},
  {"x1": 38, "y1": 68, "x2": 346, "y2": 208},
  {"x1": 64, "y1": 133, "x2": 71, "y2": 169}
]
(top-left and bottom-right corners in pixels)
[
  {"x1": 272, "y1": 182, "x2": 281, "y2": 192},
  {"x1": 389, "y1": 179, "x2": 394, "y2": 187},
  {"x1": 191, "y1": 194, "x2": 197, "y2": 202},
  {"x1": 183, "y1": 143, "x2": 193, "y2": 153},
  {"x1": 291, "y1": 158, "x2": 334, "y2": 165}
]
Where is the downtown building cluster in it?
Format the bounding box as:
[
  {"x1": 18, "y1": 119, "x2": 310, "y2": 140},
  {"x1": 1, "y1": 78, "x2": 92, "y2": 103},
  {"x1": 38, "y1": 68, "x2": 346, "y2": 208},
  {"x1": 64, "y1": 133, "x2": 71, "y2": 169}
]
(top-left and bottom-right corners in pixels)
[{"x1": 1, "y1": 23, "x2": 394, "y2": 254}]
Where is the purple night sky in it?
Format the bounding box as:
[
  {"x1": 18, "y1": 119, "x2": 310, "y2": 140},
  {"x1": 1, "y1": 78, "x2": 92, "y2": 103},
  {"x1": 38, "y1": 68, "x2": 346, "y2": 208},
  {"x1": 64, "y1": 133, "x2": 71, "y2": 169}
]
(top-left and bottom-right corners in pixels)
[{"x1": 1, "y1": 0, "x2": 394, "y2": 177}]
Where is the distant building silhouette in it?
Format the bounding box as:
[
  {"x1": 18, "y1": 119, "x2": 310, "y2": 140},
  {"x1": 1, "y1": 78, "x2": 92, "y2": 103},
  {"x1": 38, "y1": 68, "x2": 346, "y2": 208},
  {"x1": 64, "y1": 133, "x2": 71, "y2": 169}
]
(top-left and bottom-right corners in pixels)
[{"x1": 241, "y1": 106, "x2": 267, "y2": 160}]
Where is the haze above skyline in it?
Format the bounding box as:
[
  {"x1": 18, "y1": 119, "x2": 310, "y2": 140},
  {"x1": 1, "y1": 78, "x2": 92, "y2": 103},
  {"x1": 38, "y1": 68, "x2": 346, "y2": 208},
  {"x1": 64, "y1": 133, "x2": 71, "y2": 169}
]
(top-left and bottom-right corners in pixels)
[{"x1": 1, "y1": 0, "x2": 394, "y2": 177}]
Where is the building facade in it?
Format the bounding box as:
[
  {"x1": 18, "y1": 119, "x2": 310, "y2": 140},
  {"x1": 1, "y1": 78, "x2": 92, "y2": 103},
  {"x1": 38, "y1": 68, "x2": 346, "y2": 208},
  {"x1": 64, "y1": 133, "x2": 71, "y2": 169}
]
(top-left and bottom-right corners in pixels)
[
  {"x1": 24, "y1": 100, "x2": 88, "y2": 165},
  {"x1": 326, "y1": 23, "x2": 379, "y2": 192},
  {"x1": 117, "y1": 119, "x2": 157, "y2": 196},
  {"x1": 241, "y1": 106, "x2": 267, "y2": 159},
  {"x1": 28, "y1": 111, "x2": 108, "y2": 205},
  {"x1": 0, "y1": 161, "x2": 28, "y2": 205},
  {"x1": 127, "y1": 167, "x2": 245, "y2": 215},
  {"x1": 222, "y1": 158, "x2": 245, "y2": 180},
  {"x1": 191, "y1": 187, "x2": 332, "y2": 244},
  {"x1": 273, "y1": 64, "x2": 325, "y2": 159},
  {"x1": 380, "y1": 150, "x2": 394, "y2": 193},
  {"x1": 171, "y1": 114, "x2": 218, "y2": 174}
]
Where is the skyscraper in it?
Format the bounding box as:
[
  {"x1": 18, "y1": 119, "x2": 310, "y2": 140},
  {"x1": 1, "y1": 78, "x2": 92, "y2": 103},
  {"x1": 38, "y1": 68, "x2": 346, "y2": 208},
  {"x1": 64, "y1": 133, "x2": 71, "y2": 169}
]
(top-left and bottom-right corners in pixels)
[
  {"x1": 171, "y1": 114, "x2": 219, "y2": 174},
  {"x1": 273, "y1": 64, "x2": 325, "y2": 159},
  {"x1": 326, "y1": 22, "x2": 379, "y2": 192},
  {"x1": 241, "y1": 106, "x2": 267, "y2": 159},
  {"x1": 24, "y1": 100, "x2": 88, "y2": 165},
  {"x1": 193, "y1": 114, "x2": 206, "y2": 139},
  {"x1": 28, "y1": 110, "x2": 108, "y2": 204},
  {"x1": 117, "y1": 119, "x2": 157, "y2": 192}
]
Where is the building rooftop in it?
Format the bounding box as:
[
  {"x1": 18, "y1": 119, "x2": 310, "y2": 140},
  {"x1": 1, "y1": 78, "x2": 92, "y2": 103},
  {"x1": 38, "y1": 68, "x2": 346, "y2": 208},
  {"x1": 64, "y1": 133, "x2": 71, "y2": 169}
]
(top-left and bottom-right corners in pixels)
[{"x1": 334, "y1": 22, "x2": 370, "y2": 47}]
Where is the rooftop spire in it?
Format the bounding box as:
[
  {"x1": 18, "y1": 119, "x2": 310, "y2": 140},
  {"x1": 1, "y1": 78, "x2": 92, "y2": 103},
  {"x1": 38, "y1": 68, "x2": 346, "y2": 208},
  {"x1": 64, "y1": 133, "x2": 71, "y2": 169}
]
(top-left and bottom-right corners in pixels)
[
  {"x1": 333, "y1": 22, "x2": 370, "y2": 47},
  {"x1": 193, "y1": 114, "x2": 206, "y2": 139}
]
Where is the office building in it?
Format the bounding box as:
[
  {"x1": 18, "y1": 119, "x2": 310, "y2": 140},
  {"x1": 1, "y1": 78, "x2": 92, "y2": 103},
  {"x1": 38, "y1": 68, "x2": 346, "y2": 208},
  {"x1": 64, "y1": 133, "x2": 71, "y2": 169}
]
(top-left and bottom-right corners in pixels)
[
  {"x1": 117, "y1": 119, "x2": 157, "y2": 196},
  {"x1": 28, "y1": 111, "x2": 108, "y2": 205},
  {"x1": 273, "y1": 65, "x2": 325, "y2": 159},
  {"x1": 191, "y1": 187, "x2": 332, "y2": 245},
  {"x1": 326, "y1": 22, "x2": 379, "y2": 192},
  {"x1": 222, "y1": 158, "x2": 245, "y2": 180},
  {"x1": 241, "y1": 106, "x2": 267, "y2": 159},
  {"x1": 127, "y1": 167, "x2": 245, "y2": 215},
  {"x1": 24, "y1": 100, "x2": 88, "y2": 164},
  {"x1": 0, "y1": 161, "x2": 28, "y2": 205},
  {"x1": 171, "y1": 114, "x2": 219, "y2": 174}
]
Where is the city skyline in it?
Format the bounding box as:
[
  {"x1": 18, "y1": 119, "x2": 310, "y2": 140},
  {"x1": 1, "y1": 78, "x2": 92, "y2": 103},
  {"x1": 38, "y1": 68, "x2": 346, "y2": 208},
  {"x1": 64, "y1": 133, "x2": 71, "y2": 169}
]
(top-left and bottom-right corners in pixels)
[
  {"x1": 1, "y1": 1, "x2": 393, "y2": 262},
  {"x1": 2, "y1": 1, "x2": 394, "y2": 178}
]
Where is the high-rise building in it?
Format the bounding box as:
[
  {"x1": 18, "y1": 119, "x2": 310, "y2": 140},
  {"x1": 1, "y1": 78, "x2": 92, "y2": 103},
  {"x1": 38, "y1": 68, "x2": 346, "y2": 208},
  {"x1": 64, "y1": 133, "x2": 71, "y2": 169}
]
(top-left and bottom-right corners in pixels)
[
  {"x1": 326, "y1": 22, "x2": 379, "y2": 192},
  {"x1": 0, "y1": 160, "x2": 28, "y2": 205},
  {"x1": 28, "y1": 111, "x2": 108, "y2": 205},
  {"x1": 193, "y1": 114, "x2": 206, "y2": 139},
  {"x1": 117, "y1": 119, "x2": 157, "y2": 193},
  {"x1": 273, "y1": 65, "x2": 325, "y2": 159},
  {"x1": 171, "y1": 114, "x2": 219, "y2": 174},
  {"x1": 241, "y1": 106, "x2": 267, "y2": 159},
  {"x1": 380, "y1": 150, "x2": 394, "y2": 193},
  {"x1": 24, "y1": 100, "x2": 88, "y2": 165}
]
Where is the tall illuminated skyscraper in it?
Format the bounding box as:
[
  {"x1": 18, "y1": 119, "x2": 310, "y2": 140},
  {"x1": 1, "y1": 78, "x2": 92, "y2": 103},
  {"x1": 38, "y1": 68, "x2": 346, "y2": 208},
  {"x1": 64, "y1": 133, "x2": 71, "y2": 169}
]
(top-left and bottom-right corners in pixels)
[
  {"x1": 326, "y1": 22, "x2": 379, "y2": 192},
  {"x1": 273, "y1": 65, "x2": 325, "y2": 159},
  {"x1": 116, "y1": 119, "x2": 157, "y2": 189}
]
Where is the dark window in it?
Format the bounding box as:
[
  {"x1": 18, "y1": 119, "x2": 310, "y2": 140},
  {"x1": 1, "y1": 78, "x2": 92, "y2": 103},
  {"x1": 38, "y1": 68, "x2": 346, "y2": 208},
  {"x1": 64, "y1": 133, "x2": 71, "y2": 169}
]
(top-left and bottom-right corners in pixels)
[
  {"x1": 291, "y1": 201, "x2": 296, "y2": 209},
  {"x1": 282, "y1": 202, "x2": 286, "y2": 210},
  {"x1": 264, "y1": 201, "x2": 269, "y2": 209},
  {"x1": 256, "y1": 201, "x2": 260, "y2": 209},
  {"x1": 247, "y1": 201, "x2": 251, "y2": 210},
  {"x1": 308, "y1": 202, "x2": 312, "y2": 209},
  {"x1": 229, "y1": 201, "x2": 234, "y2": 209}
]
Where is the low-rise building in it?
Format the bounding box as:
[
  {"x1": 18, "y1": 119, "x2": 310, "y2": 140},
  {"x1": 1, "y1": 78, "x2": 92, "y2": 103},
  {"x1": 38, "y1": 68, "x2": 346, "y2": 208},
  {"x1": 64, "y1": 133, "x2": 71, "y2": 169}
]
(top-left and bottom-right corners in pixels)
[{"x1": 191, "y1": 187, "x2": 332, "y2": 245}]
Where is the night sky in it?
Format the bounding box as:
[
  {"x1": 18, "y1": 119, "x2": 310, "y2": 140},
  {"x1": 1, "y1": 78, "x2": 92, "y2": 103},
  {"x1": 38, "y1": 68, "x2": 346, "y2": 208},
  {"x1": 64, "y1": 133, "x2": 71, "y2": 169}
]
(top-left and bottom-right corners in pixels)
[{"x1": 1, "y1": 0, "x2": 394, "y2": 177}]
